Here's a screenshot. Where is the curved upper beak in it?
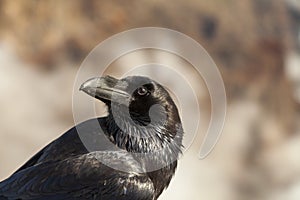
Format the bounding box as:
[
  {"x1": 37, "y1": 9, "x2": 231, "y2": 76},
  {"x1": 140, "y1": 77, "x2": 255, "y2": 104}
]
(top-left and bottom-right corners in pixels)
[{"x1": 80, "y1": 76, "x2": 130, "y2": 103}]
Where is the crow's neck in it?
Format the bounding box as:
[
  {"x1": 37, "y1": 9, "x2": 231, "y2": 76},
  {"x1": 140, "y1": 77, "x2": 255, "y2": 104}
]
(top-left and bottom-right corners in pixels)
[{"x1": 104, "y1": 106, "x2": 183, "y2": 170}]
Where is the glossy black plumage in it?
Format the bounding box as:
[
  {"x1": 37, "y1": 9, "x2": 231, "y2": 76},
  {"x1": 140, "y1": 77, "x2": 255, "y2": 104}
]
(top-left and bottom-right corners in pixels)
[{"x1": 0, "y1": 76, "x2": 184, "y2": 200}]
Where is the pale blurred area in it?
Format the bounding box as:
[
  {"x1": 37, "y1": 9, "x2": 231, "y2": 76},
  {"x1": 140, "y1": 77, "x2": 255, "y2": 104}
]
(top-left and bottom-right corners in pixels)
[{"x1": 1, "y1": 0, "x2": 300, "y2": 199}]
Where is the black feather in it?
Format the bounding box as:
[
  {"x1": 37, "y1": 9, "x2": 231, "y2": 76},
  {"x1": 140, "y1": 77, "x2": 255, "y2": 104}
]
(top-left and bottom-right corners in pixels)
[{"x1": 0, "y1": 76, "x2": 184, "y2": 200}]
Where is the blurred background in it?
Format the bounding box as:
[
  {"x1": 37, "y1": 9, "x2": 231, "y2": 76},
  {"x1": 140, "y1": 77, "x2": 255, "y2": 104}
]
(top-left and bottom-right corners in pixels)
[{"x1": 1, "y1": 0, "x2": 300, "y2": 199}]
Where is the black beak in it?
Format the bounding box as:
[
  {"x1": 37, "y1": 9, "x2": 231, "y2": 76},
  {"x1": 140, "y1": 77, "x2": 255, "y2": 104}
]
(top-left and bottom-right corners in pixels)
[{"x1": 80, "y1": 76, "x2": 130, "y2": 104}]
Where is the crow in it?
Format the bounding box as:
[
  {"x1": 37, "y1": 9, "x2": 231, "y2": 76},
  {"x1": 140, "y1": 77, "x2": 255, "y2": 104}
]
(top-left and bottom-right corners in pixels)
[{"x1": 0, "y1": 75, "x2": 184, "y2": 200}]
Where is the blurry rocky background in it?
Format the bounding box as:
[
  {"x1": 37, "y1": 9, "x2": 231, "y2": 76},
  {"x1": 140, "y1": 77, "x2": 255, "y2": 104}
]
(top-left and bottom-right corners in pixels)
[{"x1": 1, "y1": 0, "x2": 300, "y2": 199}]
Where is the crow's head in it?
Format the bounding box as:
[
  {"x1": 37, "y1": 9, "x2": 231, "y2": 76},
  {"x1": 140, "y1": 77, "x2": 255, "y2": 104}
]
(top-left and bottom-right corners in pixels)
[{"x1": 80, "y1": 75, "x2": 183, "y2": 158}]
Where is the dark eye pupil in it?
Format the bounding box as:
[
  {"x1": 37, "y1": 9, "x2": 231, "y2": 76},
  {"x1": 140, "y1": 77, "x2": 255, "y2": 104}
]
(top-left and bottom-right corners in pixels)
[{"x1": 137, "y1": 87, "x2": 148, "y2": 96}]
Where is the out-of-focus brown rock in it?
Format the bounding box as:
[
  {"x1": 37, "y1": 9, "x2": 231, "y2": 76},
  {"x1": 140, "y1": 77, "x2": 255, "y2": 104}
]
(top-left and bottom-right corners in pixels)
[{"x1": 0, "y1": 0, "x2": 296, "y2": 124}]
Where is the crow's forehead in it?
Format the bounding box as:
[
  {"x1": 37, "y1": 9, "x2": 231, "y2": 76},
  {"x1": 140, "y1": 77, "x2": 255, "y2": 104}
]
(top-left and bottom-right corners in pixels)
[
  {"x1": 123, "y1": 76, "x2": 153, "y2": 85},
  {"x1": 118, "y1": 76, "x2": 155, "y2": 91}
]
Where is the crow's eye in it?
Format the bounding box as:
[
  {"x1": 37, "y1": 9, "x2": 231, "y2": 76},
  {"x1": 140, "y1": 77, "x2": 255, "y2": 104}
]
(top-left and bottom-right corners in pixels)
[{"x1": 137, "y1": 86, "x2": 148, "y2": 96}]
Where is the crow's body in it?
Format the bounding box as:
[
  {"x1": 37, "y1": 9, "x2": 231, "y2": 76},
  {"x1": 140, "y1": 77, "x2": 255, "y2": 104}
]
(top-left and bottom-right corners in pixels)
[{"x1": 0, "y1": 76, "x2": 183, "y2": 200}]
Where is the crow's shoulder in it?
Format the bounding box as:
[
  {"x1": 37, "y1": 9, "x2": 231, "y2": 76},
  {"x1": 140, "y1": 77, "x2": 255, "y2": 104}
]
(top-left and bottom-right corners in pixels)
[
  {"x1": 14, "y1": 118, "x2": 109, "y2": 173},
  {"x1": 0, "y1": 151, "x2": 154, "y2": 200}
]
